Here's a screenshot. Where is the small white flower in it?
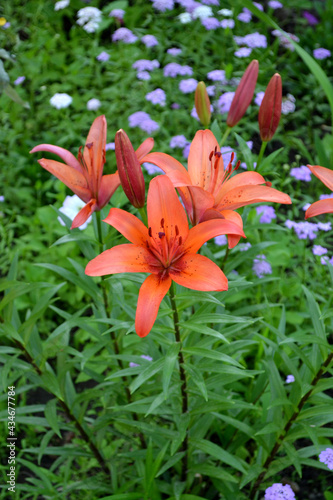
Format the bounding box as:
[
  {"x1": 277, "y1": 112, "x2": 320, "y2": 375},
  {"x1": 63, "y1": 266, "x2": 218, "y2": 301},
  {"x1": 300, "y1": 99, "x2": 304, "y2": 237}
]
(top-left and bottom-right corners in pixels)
[
  {"x1": 55, "y1": 0, "x2": 69, "y2": 10},
  {"x1": 178, "y1": 12, "x2": 192, "y2": 23},
  {"x1": 58, "y1": 195, "x2": 92, "y2": 230},
  {"x1": 77, "y1": 7, "x2": 102, "y2": 33},
  {"x1": 50, "y1": 93, "x2": 72, "y2": 109},
  {"x1": 218, "y1": 8, "x2": 233, "y2": 16},
  {"x1": 87, "y1": 98, "x2": 101, "y2": 111},
  {"x1": 192, "y1": 5, "x2": 213, "y2": 19}
]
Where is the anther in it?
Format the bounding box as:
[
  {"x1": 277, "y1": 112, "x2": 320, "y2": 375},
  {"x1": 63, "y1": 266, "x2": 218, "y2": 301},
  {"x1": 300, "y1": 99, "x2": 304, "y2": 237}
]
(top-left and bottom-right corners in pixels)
[
  {"x1": 235, "y1": 160, "x2": 241, "y2": 170},
  {"x1": 265, "y1": 181, "x2": 272, "y2": 187},
  {"x1": 146, "y1": 240, "x2": 150, "y2": 248},
  {"x1": 86, "y1": 142, "x2": 93, "y2": 150},
  {"x1": 148, "y1": 227, "x2": 152, "y2": 237},
  {"x1": 175, "y1": 225, "x2": 179, "y2": 236},
  {"x1": 230, "y1": 152, "x2": 235, "y2": 163},
  {"x1": 161, "y1": 218, "x2": 164, "y2": 228},
  {"x1": 178, "y1": 236, "x2": 182, "y2": 245},
  {"x1": 158, "y1": 232, "x2": 165, "y2": 238},
  {"x1": 209, "y1": 151, "x2": 214, "y2": 161}
]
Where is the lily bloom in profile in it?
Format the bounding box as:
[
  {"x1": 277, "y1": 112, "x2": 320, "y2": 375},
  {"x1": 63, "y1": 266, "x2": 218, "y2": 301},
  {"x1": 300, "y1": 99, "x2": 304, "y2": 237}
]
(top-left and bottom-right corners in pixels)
[
  {"x1": 305, "y1": 165, "x2": 333, "y2": 219},
  {"x1": 142, "y1": 130, "x2": 292, "y2": 248},
  {"x1": 85, "y1": 175, "x2": 245, "y2": 337},
  {"x1": 30, "y1": 116, "x2": 153, "y2": 229}
]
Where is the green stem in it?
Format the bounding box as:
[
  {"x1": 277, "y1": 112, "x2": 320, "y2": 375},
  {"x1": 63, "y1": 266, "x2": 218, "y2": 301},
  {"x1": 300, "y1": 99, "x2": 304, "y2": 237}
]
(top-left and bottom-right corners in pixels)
[
  {"x1": 169, "y1": 282, "x2": 188, "y2": 482},
  {"x1": 221, "y1": 246, "x2": 230, "y2": 271},
  {"x1": 256, "y1": 141, "x2": 267, "y2": 171},
  {"x1": 95, "y1": 210, "x2": 104, "y2": 254},
  {"x1": 138, "y1": 206, "x2": 148, "y2": 226},
  {"x1": 249, "y1": 351, "x2": 333, "y2": 499},
  {"x1": 219, "y1": 126, "x2": 232, "y2": 148}
]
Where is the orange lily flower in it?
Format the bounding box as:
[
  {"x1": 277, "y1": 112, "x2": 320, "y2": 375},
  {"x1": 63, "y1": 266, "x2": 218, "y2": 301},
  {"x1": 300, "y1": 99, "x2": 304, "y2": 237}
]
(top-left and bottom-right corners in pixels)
[
  {"x1": 142, "y1": 130, "x2": 292, "y2": 248},
  {"x1": 85, "y1": 175, "x2": 245, "y2": 338},
  {"x1": 305, "y1": 165, "x2": 333, "y2": 219},
  {"x1": 30, "y1": 116, "x2": 154, "y2": 229}
]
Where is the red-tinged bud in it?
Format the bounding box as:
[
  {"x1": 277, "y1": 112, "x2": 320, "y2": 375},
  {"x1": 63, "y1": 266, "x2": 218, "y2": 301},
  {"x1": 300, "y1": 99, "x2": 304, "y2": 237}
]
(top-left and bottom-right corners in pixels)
[
  {"x1": 115, "y1": 129, "x2": 146, "y2": 208},
  {"x1": 195, "y1": 81, "x2": 211, "y2": 127},
  {"x1": 258, "y1": 73, "x2": 282, "y2": 142},
  {"x1": 226, "y1": 60, "x2": 259, "y2": 128}
]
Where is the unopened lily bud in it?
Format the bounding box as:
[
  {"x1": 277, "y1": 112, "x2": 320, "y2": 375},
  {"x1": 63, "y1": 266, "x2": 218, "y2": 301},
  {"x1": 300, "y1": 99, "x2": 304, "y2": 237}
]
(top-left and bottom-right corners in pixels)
[
  {"x1": 115, "y1": 129, "x2": 145, "y2": 208},
  {"x1": 258, "y1": 73, "x2": 282, "y2": 142},
  {"x1": 226, "y1": 59, "x2": 259, "y2": 128},
  {"x1": 195, "y1": 81, "x2": 211, "y2": 127}
]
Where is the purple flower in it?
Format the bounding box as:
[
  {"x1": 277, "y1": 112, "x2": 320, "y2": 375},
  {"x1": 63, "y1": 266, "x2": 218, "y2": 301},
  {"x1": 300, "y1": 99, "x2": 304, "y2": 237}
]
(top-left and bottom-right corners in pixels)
[
  {"x1": 167, "y1": 47, "x2": 182, "y2": 56},
  {"x1": 243, "y1": 32, "x2": 267, "y2": 48},
  {"x1": 87, "y1": 98, "x2": 101, "y2": 111},
  {"x1": 313, "y1": 48, "x2": 331, "y2": 60},
  {"x1": 137, "y1": 71, "x2": 151, "y2": 80},
  {"x1": 112, "y1": 28, "x2": 138, "y2": 43},
  {"x1": 201, "y1": 17, "x2": 221, "y2": 30},
  {"x1": 253, "y1": 2, "x2": 264, "y2": 11},
  {"x1": 239, "y1": 242, "x2": 252, "y2": 251},
  {"x1": 255, "y1": 91, "x2": 265, "y2": 106},
  {"x1": 206, "y1": 85, "x2": 215, "y2": 96},
  {"x1": 96, "y1": 51, "x2": 110, "y2": 62},
  {"x1": 265, "y1": 483, "x2": 295, "y2": 499},
  {"x1": 221, "y1": 19, "x2": 235, "y2": 28},
  {"x1": 105, "y1": 142, "x2": 115, "y2": 151},
  {"x1": 247, "y1": 140, "x2": 253, "y2": 150},
  {"x1": 253, "y1": 255, "x2": 272, "y2": 278},
  {"x1": 207, "y1": 69, "x2": 226, "y2": 82},
  {"x1": 109, "y1": 9, "x2": 125, "y2": 19},
  {"x1": 218, "y1": 92, "x2": 235, "y2": 113},
  {"x1": 179, "y1": 78, "x2": 198, "y2": 93},
  {"x1": 237, "y1": 11, "x2": 252, "y2": 22},
  {"x1": 14, "y1": 76, "x2": 25, "y2": 85},
  {"x1": 132, "y1": 59, "x2": 159, "y2": 72},
  {"x1": 290, "y1": 165, "x2": 311, "y2": 182},
  {"x1": 180, "y1": 0, "x2": 201, "y2": 13},
  {"x1": 317, "y1": 221, "x2": 332, "y2": 231},
  {"x1": 170, "y1": 135, "x2": 188, "y2": 148},
  {"x1": 321, "y1": 255, "x2": 333, "y2": 266},
  {"x1": 282, "y1": 94, "x2": 296, "y2": 114},
  {"x1": 192, "y1": 5, "x2": 213, "y2": 19},
  {"x1": 235, "y1": 47, "x2": 252, "y2": 57},
  {"x1": 268, "y1": 0, "x2": 283, "y2": 8},
  {"x1": 319, "y1": 448, "x2": 333, "y2": 470},
  {"x1": 143, "y1": 162, "x2": 163, "y2": 175},
  {"x1": 128, "y1": 111, "x2": 159, "y2": 133},
  {"x1": 320, "y1": 193, "x2": 333, "y2": 200},
  {"x1": 151, "y1": 0, "x2": 175, "y2": 11},
  {"x1": 285, "y1": 375, "x2": 295, "y2": 384},
  {"x1": 171, "y1": 102, "x2": 180, "y2": 109},
  {"x1": 2, "y1": 22, "x2": 11, "y2": 29},
  {"x1": 220, "y1": 147, "x2": 236, "y2": 167},
  {"x1": 303, "y1": 11, "x2": 319, "y2": 25},
  {"x1": 146, "y1": 88, "x2": 166, "y2": 106},
  {"x1": 130, "y1": 354, "x2": 153, "y2": 368},
  {"x1": 272, "y1": 30, "x2": 299, "y2": 51},
  {"x1": 286, "y1": 221, "x2": 318, "y2": 240},
  {"x1": 164, "y1": 63, "x2": 193, "y2": 77},
  {"x1": 214, "y1": 235, "x2": 227, "y2": 246},
  {"x1": 129, "y1": 362, "x2": 140, "y2": 368},
  {"x1": 183, "y1": 143, "x2": 191, "y2": 159},
  {"x1": 312, "y1": 245, "x2": 328, "y2": 256},
  {"x1": 201, "y1": 0, "x2": 219, "y2": 4},
  {"x1": 141, "y1": 34, "x2": 159, "y2": 47},
  {"x1": 256, "y1": 205, "x2": 276, "y2": 224}
]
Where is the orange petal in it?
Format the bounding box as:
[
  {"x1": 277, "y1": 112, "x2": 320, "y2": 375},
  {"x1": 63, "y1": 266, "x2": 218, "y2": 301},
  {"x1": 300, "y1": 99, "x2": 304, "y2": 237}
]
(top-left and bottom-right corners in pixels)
[
  {"x1": 83, "y1": 115, "x2": 107, "y2": 192},
  {"x1": 305, "y1": 198, "x2": 333, "y2": 219},
  {"x1": 71, "y1": 199, "x2": 96, "y2": 229},
  {"x1": 217, "y1": 184, "x2": 291, "y2": 211},
  {"x1": 38, "y1": 159, "x2": 91, "y2": 202},
  {"x1": 103, "y1": 208, "x2": 148, "y2": 244},
  {"x1": 215, "y1": 171, "x2": 266, "y2": 206},
  {"x1": 135, "y1": 274, "x2": 172, "y2": 337},
  {"x1": 184, "y1": 219, "x2": 245, "y2": 254},
  {"x1": 307, "y1": 165, "x2": 333, "y2": 191},
  {"x1": 147, "y1": 176, "x2": 189, "y2": 243},
  {"x1": 30, "y1": 144, "x2": 83, "y2": 173},
  {"x1": 188, "y1": 130, "x2": 220, "y2": 190},
  {"x1": 219, "y1": 210, "x2": 244, "y2": 249},
  {"x1": 186, "y1": 186, "x2": 215, "y2": 225},
  {"x1": 85, "y1": 244, "x2": 154, "y2": 276},
  {"x1": 170, "y1": 254, "x2": 228, "y2": 291},
  {"x1": 136, "y1": 137, "x2": 154, "y2": 161},
  {"x1": 141, "y1": 152, "x2": 191, "y2": 186},
  {"x1": 98, "y1": 172, "x2": 121, "y2": 209}
]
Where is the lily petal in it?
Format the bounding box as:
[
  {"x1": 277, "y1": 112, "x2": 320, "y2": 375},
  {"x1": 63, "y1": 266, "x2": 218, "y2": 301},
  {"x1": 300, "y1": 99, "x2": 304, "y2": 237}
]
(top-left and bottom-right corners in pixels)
[
  {"x1": 85, "y1": 244, "x2": 154, "y2": 276},
  {"x1": 184, "y1": 219, "x2": 245, "y2": 254},
  {"x1": 147, "y1": 176, "x2": 189, "y2": 243},
  {"x1": 136, "y1": 137, "x2": 154, "y2": 161},
  {"x1": 83, "y1": 115, "x2": 107, "y2": 192},
  {"x1": 201, "y1": 209, "x2": 244, "y2": 249},
  {"x1": 186, "y1": 186, "x2": 215, "y2": 225},
  {"x1": 142, "y1": 152, "x2": 191, "y2": 186},
  {"x1": 217, "y1": 184, "x2": 292, "y2": 211},
  {"x1": 188, "y1": 130, "x2": 220, "y2": 190},
  {"x1": 71, "y1": 199, "x2": 96, "y2": 229},
  {"x1": 38, "y1": 159, "x2": 91, "y2": 202},
  {"x1": 305, "y1": 198, "x2": 333, "y2": 219},
  {"x1": 97, "y1": 172, "x2": 121, "y2": 209},
  {"x1": 103, "y1": 208, "x2": 149, "y2": 245},
  {"x1": 215, "y1": 171, "x2": 266, "y2": 206},
  {"x1": 135, "y1": 274, "x2": 172, "y2": 338},
  {"x1": 307, "y1": 165, "x2": 333, "y2": 192},
  {"x1": 30, "y1": 144, "x2": 83, "y2": 172},
  {"x1": 170, "y1": 253, "x2": 228, "y2": 291}
]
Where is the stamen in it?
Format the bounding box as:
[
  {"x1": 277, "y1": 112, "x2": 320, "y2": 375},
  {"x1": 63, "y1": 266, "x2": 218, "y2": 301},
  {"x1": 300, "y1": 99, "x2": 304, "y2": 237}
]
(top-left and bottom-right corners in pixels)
[
  {"x1": 178, "y1": 236, "x2": 182, "y2": 246},
  {"x1": 230, "y1": 152, "x2": 235, "y2": 163},
  {"x1": 265, "y1": 181, "x2": 272, "y2": 187},
  {"x1": 146, "y1": 240, "x2": 150, "y2": 248},
  {"x1": 175, "y1": 225, "x2": 179, "y2": 236},
  {"x1": 160, "y1": 218, "x2": 164, "y2": 228},
  {"x1": 235, "y1": 160, "x2": 241, "y2": 170},
  {"x1": 86, "y1": 142, "x2": 93, "y2": 150},
  {"x1": 148, "y1": 227, "x2": 152, "y2": 237},
  {"x1": 158, "y1": 232, "x2": 165, "y2": 238},
  {"x1": 209, "y1": 150, "x2": 214, "y2": 161}
]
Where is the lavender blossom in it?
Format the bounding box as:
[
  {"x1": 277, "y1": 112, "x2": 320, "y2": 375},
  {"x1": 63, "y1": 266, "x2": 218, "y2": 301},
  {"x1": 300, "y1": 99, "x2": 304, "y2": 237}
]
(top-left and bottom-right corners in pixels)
[
  {"x1": 77, "y1": 7, "x2": 102, "y2": 33},
  {"x1": 14, "y1": 76, "x2": 25, "y2": 85},
  {"x1": 201, "y1": 0, "x2": 219, "y2": 4},
  {"x1": 170, "y1": 135, "x2": 188, "y2": 148},
  {"x1": 137, "y1": 71, "x2": 151, "y2": 80},
  {"x1": 143, "y1": 162, "x2": 163, "y2": 175},
  {"x1": 206, "y1": 85, "x2": 215, "y2": 96},
  {"x1": 286, "y1": 220, "x2": 319, "y2": 240},
  {"x1": 109, "y1": 9, "x2": 125, "y2": 19},
  {"x1": 237, "y1": 11, "x2": 252, "y2": 23},
  {"x1": 285, "y1": 375, "x2": 295, "y2": 384},
  {"x1": 282, "y1": 94, "x2": 296, "y2": 114},
  {"x1": 132, "y1": 59, "x2": 160, "y2": 72},
  {"x1": 272, "y1": 30, "x2": 299, "y2": 51},
  {"x1": 243, "y1": 32, "x2": 267, "y2": 48},
  {"x1": 151, "y1": 0, "x2": 175, "y2": 11},
  {"x1": 317, "y1": 221, "x2": 332, "y2": 231},
  {"x1": 239, "y1": 242, "x2": 252, "y2": 251},
  {"x1": 319, "y1": 448, "x2": 333, "y2": 470},
  {"x1": 290, "y1": 165, "x2": 311, "y2": 182},
  {"x1": 313, "y1": 48, "x2": 331, "y2": 60},
  {"x1": 265, "y1": 483, "x2": 295, "y2": 499},
  {"x1": 235, "y1": 47, "x2": 252, "y2": 57},
  {"x1": 163, "y1": 63, "x2": 193, "y2": 77},
  {"x1": 141, "y1": 34, "x2": 159, "y2": 47},
  {"x1": 253, "y1": 255, "x2": 272, "y2": 278},
  {"x1": 207, "y1": 69, "x2": 226, "y2": 82},
  {"x1": 192, "y1": 5, "x2": 213, "y2": 19},
  {"x1": 220, "y1": 147, "x2": 236, "y2": 167},
  {"x1": 105, "y1": 142, "x2": 115, "y2": 151},
  {"x1": 201, "y1": 17, "x2": 221, "y2": 30},
  {"x1": 50, "y1": 93, "x2": 72, "y2": 109},
  {"x1": 183, "y1": 143, "x2": 191, "y2": 159},
  {"x1": 112, "y1": 27, "x2": 138, "y2": 43},
  {"x1": 128, "y1": 111, "x2": 159, "y2": 133},
  {"x1": 303, "y1": 11, "x2": 319, "y2": 25},
  {"x1": 146, "y1": 88, "x2": 166, "y2": 106},
  {"x1": 256, "y1": 205, "x2": 277, "y2": 224},
  {"x1": 178, "y1": 12, "x2": 192, "y2": 23},
  {"x1": 253, "y1": 2, "x2": 264, "y2": 11},
  {"x1": 268, "y1": 0, "x2": 283, "y2": 8},
  {"x1": 221, "y1": 19, "x2": 235, "y2": 28},
  {"x1": 320, "y1": 193, "x2": 333, "y2": 200},
  {"x1": 96, "y1": 51, "x2": 110, "y2": 62},
  {"x1": 87, "y1": 98, "x2": 101, "y2": 111},
  {"x1": 218, "y1": 8, "x2": 233, "y2": 16},
  {"x1": 214, "y1": 235, "x2": 227, "y2": 246},
  {"x1": 167, "y1": 47, "x2": 182, "y2": 56},
  {"x1": 254, "y1": 91, "x2": 265, "y2": 106},
  {"x1": 130, "y1": 354, "x2": 153, "y2": 368},
  {"x1": 55, "y1": 0, "x2": 69, "y2": 10},
  {"x1": 179, "y1": 78, "x2": 198, "y2": 93},
  {"x1": 312, "y1": 245, "x2": 328, "y2": 256},
  {"x1": 218, "y1": 92, "x2": 235, "y2": 113}
]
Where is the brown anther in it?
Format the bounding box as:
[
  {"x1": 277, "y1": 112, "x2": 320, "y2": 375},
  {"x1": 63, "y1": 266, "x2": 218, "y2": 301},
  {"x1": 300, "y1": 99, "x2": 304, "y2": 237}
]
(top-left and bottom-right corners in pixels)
[
  {"x1": 230, "y1": 152, "x2": 235, "y2": 163},
  {"x1": 214, "y1": 145, "x2": 217, "y2": 154},
  {"x1": 215, "y1": 151, "x2": 222, "y2": 158},
  {"x1": 158, "y1": 232, "x2": 165, "y2": 238},
  {"x1": 161, "y1": 218, "x2": 165, "y2": 228},
  {"x1": 235, "y1": 160, "x2": 241, "y2": 170},
  {"x1": 175, "y1": 225, "x2": 179, "y2": 236},
  {"x1": 86, "y1": 142, "x2": 93, "y2": 149},
  {"x1": 146, "y1": 240, "x2": 150, "y2": 248},
  {"x1": 265, "y1": 181, "x2": 272, "y2": 187},
  {"x1": 227, "y1": 163, "x2": 232, "y2": 174},
  {"x1": 148, "y1": 227, "x2": 152, "y2": 237},
  {"x1": 178, "y1": 236, "x2": 182, "y2": 245},
  {"x1": 209, "y1": 151, "x2": 214, "y2": 161},
  {"x1": 214, "y1": 156, "x2": 220, "y2": 170}
]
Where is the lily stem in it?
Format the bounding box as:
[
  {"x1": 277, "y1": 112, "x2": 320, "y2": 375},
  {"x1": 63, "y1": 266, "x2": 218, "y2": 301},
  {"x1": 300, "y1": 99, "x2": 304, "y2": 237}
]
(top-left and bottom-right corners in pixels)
[
  {"x1": 256, "y1": 141, "x2": 267, "y2": 171},
  {"x1": 219, "y1": 126, "x2": 231, "y2": 148},
  {"x1": 169, "y1": 282, "x2": 188, "y2": 483},
  {"x1": 95, "y1": 210, "x2": 104, "y2": 254},
  {"x1": 249, "y1": 351, "x2": 333, "y2": 499},
  {"x1": 138, "y1": 206, "x2": 148, "y2": 226},
  {"x1": 221, "y1": 246, "x2": 230, "y2": 271}
]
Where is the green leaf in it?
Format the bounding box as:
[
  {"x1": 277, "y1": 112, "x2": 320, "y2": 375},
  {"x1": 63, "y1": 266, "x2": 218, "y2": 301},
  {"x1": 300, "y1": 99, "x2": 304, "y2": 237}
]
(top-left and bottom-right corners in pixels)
[
  {"x1": 185, "y1": 363, "x2": 208, "y2": 401},
  {"x1": 100, "y1": 495, "x2": 143, "y2": 500},
  {"x1": 162, "y1": 343, "x2": 180, "y2": 398},
  {"x1": 156, "y1": 452, "x2": 185, "y2": 477},
  {"x1": 234, "y1": 132, "x2": 254, "y2": 170},
  {"x1": 191, "y1": 438, "x2": 247, "y2": 473},
  {"x1": 211, "y1": 119, "x2": 222, "y2": 143},
  {"x1": 183, "y1": 347, "x2": 243, "y2": 368},
  {"x1": 129, "y1": 358, "x2": 164, "y2": 394}
]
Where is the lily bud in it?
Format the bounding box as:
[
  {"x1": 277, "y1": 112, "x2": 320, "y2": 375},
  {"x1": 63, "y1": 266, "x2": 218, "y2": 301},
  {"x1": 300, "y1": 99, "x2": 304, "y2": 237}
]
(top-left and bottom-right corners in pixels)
[
  {"x1": 115, "y1": 129, "x2": 145, "y2": 208},
  {"x1": 226, "y1": 59, "x2": 259, "y2": 128},
  {"x1": 258, "y1": 73, "x2": 282, "y2": 142},
  {"x1": 195, "y1": 81, "x2": 211, "y2": 127}
]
